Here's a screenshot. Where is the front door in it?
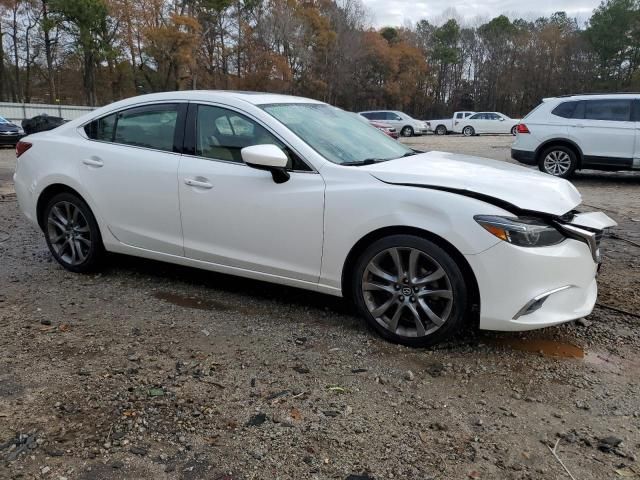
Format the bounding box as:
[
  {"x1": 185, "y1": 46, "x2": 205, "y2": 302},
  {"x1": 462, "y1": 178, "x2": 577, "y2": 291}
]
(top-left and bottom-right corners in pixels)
[
  {"x1": 178, "y1": 103, "x2": 325, "y2": 283},
  {"x1": 79, "y1": 103, "x2": 185, "y2": 256}
]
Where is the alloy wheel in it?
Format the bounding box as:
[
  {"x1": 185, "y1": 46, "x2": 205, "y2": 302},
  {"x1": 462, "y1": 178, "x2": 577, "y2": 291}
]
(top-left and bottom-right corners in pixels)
[
  {"x1": 47, "y1": 201, "x2": 92, "y2": 266},
  {"x1": 436, "y1": 125, "x2": 446, "y2": 135},
  {"x1": 401, "y1": 127, "x2": 413, "y2": 137},
  {"x1": 543, "y1": 150, "x2": 572, "y2": 176},
  {"x1": 463, "y1": 126, "x2": 474, "y2": 136},
  {"x1": 361, "y1": 247, "x2": 454, "y2": 338}
]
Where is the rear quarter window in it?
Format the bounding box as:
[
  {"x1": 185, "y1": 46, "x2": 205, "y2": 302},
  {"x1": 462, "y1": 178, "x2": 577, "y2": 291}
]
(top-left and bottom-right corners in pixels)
[{"x1": 551, "y1": 101, "x2": 578, "y2": 119}]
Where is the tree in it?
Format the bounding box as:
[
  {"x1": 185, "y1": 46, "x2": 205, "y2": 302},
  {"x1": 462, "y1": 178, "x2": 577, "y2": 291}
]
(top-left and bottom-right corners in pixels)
[{"x1": 50, "y1": 0, "x2": 112, "y2": 105}]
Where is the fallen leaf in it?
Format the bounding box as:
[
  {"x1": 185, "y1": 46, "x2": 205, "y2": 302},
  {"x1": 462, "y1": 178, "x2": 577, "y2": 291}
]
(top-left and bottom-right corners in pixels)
[
  {"x1": 59, "y1": 323, "x2": 71, "y2": 332},
  {"x1": 616, "y1": 467, "x2": 638, "y2": 477},
  {"x1": 326, "y1": 385, "x2": 347, "y2": 394},
  {"x1": 290, "y1": 408, "x2": 303, "y2": 421},
  {"x1": 468, "y1": 471, "x2": 481, "y2": 479}
]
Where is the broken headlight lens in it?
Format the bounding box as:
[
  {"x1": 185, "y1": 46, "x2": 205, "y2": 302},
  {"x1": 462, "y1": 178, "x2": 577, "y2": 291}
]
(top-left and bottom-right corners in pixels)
[{"x1": 474, "y1": 215, "x2": 565, "y2": 247}]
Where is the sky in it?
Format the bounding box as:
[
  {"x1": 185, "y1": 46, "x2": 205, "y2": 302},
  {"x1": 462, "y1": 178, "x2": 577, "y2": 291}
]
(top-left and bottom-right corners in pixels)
[{"x1": 361, "y1": 0, "x2": 603, "y2": 28}]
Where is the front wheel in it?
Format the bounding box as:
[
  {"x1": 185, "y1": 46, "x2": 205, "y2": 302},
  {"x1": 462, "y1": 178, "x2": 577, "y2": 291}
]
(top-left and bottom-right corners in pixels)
[
  {"x1": 352, "y1": 235, "x2": 468, "y2": 347},
  {"x1": 462, "y1": 126, "x2": 475, "y2": 137},
  {"x1": 44, "y1": 192, "x2": 105, "y2": 273},
  {"x1": 400, "y1": 126, "x2": 414, "y2": 137},
  {"x1": 538, "y1": 146, "x2": 577, "y2": 179}
]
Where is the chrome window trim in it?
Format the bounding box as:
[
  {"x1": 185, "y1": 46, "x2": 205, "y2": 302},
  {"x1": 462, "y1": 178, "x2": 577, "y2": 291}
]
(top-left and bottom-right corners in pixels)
[{"x1": 76, "y1": 101, "x2": 184, "y2": 154}]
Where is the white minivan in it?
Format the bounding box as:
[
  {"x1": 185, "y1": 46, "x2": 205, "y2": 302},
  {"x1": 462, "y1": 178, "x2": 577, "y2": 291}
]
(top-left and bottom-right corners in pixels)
[{"x1": 512, "y1": 94, "x2": 640, "y2": 178}]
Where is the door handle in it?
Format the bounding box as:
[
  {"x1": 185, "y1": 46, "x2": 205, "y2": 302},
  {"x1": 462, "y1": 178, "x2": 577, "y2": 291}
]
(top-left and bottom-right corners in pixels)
[
  {"x1": 573, "y1": 124, "x2": 586, "y2": 128},
  {"x1": 82, "y1": 157, "x2": 104, "y2": 167},
  {"x1": 184, "y1": 178, "x2": 213, "y2": 189}
]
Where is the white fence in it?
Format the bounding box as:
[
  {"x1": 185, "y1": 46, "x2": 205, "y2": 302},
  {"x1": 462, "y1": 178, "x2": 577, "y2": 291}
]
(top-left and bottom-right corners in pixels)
[{"x1": 0, "y1": 102, "x2": 95, "y2": 122}]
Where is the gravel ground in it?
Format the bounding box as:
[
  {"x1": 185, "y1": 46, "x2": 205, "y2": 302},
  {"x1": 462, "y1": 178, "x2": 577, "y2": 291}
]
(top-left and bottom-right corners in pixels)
[{"x1": 1, "y1": 137, "x2": 639, "y2": 480}]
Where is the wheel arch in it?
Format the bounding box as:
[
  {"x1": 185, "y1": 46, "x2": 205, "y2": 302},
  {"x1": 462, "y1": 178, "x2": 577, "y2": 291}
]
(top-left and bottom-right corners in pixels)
[
  {"x1": 341, "y1": 226, "x2": 480, "y2": 320},
  {"x1": 535, "y1": 138, "x2": 584, "y2": 168},
  {"x1": 37, "y1": 183, "x2": 89, "y2": 231}
]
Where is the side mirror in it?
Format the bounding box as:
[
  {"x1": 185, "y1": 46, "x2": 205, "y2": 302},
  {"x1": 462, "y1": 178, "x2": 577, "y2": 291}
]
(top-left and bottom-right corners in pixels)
[
  {"x1": 241, "y1": 144, "x2": 290, "y2": 184},
  {"x1": 499, "y1": 117, "x2": 505, "y2": 121}
]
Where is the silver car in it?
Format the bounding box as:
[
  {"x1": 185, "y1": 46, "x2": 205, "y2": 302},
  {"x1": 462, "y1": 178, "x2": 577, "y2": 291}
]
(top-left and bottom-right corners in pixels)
[{"x1": 359, "y1": 110, "x2": 428, "y2": 137}]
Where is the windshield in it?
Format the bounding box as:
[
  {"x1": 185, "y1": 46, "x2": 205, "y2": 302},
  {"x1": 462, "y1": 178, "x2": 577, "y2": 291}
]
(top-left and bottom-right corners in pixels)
[
  {"x1": 261, "y1": 103, "x2": 413, "y2": 165},
  {"x1": 0, "y1": 116, "x2": 10, "y2": 124}
]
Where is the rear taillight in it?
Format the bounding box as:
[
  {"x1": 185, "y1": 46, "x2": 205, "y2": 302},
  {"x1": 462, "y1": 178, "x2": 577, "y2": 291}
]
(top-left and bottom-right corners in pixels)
[
  {"x1": 516, "y1": 124, "x2": 530, "y2": 134},
  {"x1": 16, "y1": 141, "x2": 32, "y2": 158}
]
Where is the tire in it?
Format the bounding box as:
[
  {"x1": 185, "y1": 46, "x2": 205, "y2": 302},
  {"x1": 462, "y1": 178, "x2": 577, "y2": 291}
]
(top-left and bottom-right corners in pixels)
[
  {"x1": 538, "y1": 145, "x2": 577, "y2": 179},
  {"x1": 43, "y1": 192, "x2": 105, "y2": 273},
  {"x1": 462, "y1": 126, "x2": 475, "y2": 137},
  {"x1": 400, "y1": 126, "x2": 414, "y2": 137},
  {"x1": 352, "y1": 234, "x2": 468, "y2": 347},
  {"x1": 435, "y1": 125, "x2": 447, "y2": 136},
  {"x1": 511, "y1": 126, "x2": 517, "y2": 136}
]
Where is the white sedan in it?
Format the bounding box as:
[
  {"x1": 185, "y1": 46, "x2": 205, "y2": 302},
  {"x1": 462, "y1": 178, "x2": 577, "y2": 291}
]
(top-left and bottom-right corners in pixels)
[
  {"x1": 456, "y1": 112, "x2": 520, "y2": 136},
  {"x1": 14, "y1": 91, "x2": 615, "y2": 347}
]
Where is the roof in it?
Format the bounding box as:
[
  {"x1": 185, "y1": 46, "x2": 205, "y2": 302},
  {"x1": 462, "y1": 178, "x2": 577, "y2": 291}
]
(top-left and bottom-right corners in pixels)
[
  {"x1": 113, "y1": 90, "x2": 324, "y2": 106},
  {"x1": 544, "y1": 93, "x2": 640, "y2": 101}
]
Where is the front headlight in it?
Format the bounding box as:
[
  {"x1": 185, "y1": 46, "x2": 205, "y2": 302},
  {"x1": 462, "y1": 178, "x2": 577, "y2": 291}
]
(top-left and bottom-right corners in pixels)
[{"x1": 474, "y1": 215, "x2": 565, "y2": 247}]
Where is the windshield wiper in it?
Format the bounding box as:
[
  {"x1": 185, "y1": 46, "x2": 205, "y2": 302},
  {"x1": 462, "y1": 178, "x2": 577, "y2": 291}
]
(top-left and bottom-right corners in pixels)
[{"x1": 341, "y1": 158, "x2": 386, "y2": 166}]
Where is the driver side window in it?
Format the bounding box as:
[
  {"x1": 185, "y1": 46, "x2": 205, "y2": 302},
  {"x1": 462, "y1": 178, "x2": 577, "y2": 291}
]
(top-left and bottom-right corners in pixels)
[{"x1": 195, "y1": 105, "x2": 310, "y2": 170}]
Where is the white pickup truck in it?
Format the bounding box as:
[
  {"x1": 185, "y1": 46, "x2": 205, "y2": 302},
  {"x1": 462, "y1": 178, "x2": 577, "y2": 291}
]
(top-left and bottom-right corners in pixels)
[{"x1": 426, "y1": 111, "x2": 476, "y2": 135}]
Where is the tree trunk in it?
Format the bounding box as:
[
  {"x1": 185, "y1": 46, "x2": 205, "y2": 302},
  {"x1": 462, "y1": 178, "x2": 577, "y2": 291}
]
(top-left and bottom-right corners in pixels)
[{"x1": 42, "y1": 0, "x2": 56, "y2": 102}]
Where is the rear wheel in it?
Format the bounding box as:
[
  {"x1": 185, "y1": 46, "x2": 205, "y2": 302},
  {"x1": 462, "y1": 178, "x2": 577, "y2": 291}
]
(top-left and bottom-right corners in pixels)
[
  {"x1": 44, "y1": 192, "x2": 104, "y2": 273},
  {"x1": 462, "y1": 126, "x2": 475, "y2": 137},
  {"x1": 435, "y1": 125, "x2": 447, "y2": 136},
  {"x1": 401, "y1": 126, "x2": 414, "y2": 137},
  {"x1": 538, "y1": 146, "x2": 577, "y2": 179},
  {"x1": 352, "y1": 235, "x2": 468, "y2": 347},
  {"x1": 511, "y1": 126, "x2": 517, "y2": 136}
]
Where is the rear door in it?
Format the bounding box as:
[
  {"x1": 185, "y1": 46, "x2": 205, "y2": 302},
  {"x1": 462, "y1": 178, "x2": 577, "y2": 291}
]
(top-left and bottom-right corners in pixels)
[
  {"x1": 80, "y1": 103, "x2": 186, "y2": 255},
  {"x1": 570, "y1": 99, "x2": 635, "y2": 168}
]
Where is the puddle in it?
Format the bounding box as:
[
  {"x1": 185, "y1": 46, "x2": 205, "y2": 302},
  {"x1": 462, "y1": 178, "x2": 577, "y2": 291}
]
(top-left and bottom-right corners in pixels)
[
  {"x1": 153, "y1": 291, "x2": 232, "y2": 312},
  {"x1": 494, "y1": 338, "x2": 584, "y2": 359}
]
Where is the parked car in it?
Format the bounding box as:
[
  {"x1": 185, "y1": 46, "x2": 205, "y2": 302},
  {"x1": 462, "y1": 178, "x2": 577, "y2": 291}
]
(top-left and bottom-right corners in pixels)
[
  {"x1": 353, "y1": 113, "x2": 399, "y2": 139},
  {"x1": 0, "y1": 116, "x2": 25, "y2": 146},
  {"x1": 370, "y1": 121, "x2": 398, "y2": 139},
  {"x1": 512, "y1": 93, "x2": 640, "y2": 178},
  {"x1": 455, "y1": 112, "x2": 520, "y2": 136},
  {"x1": 22, "y1": 114, "x2": 66, "y2": 135},
  {"x1": 426, "y1": 111, "x2": 475, "y2": 135},
  {"x1": 359, "y1": 110, "x2": 428, "y2": 137},
  {"x1": 14, "y1": 91, "x2": 615, "y2": 347}
]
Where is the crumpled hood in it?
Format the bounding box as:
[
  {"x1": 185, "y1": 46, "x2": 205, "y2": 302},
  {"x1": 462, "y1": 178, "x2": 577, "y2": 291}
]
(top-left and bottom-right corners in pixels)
[{"x1": 365, "y1": 151, "x2": 582, "y2": 216}]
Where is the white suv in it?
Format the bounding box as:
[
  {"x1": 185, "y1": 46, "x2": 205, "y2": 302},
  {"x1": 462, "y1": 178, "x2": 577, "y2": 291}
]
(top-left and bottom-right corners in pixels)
[
  {"x1": 359, "y1": 110, "x2": 429, "y2": 137},
  {"x1": 512, "y1": 94, "x2": 640, "y2": 178}
]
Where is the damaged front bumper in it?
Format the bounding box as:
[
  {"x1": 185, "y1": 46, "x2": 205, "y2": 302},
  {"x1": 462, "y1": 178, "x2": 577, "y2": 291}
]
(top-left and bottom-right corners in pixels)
[
  {"x1": 466, "y1": 210, "x2": 617, "y2": 332},
  {"x1": 554, "y1": 211, "x2": 617, "y2": 263}
]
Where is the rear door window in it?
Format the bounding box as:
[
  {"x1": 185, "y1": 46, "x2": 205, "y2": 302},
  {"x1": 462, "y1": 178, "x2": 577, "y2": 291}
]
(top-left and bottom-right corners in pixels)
[
  {"x1": 584, "y1": 100, "x2": 632, "y2": 121},
  {"x1": 114, "y1": 105, "x2": 179, "y2": 151}
]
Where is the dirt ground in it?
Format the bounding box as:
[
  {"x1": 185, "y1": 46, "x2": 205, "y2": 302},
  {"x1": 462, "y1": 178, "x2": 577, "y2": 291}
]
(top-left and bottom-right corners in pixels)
[{"x1": 0, "y1": 136, "x2": 639, "y2": 480}]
